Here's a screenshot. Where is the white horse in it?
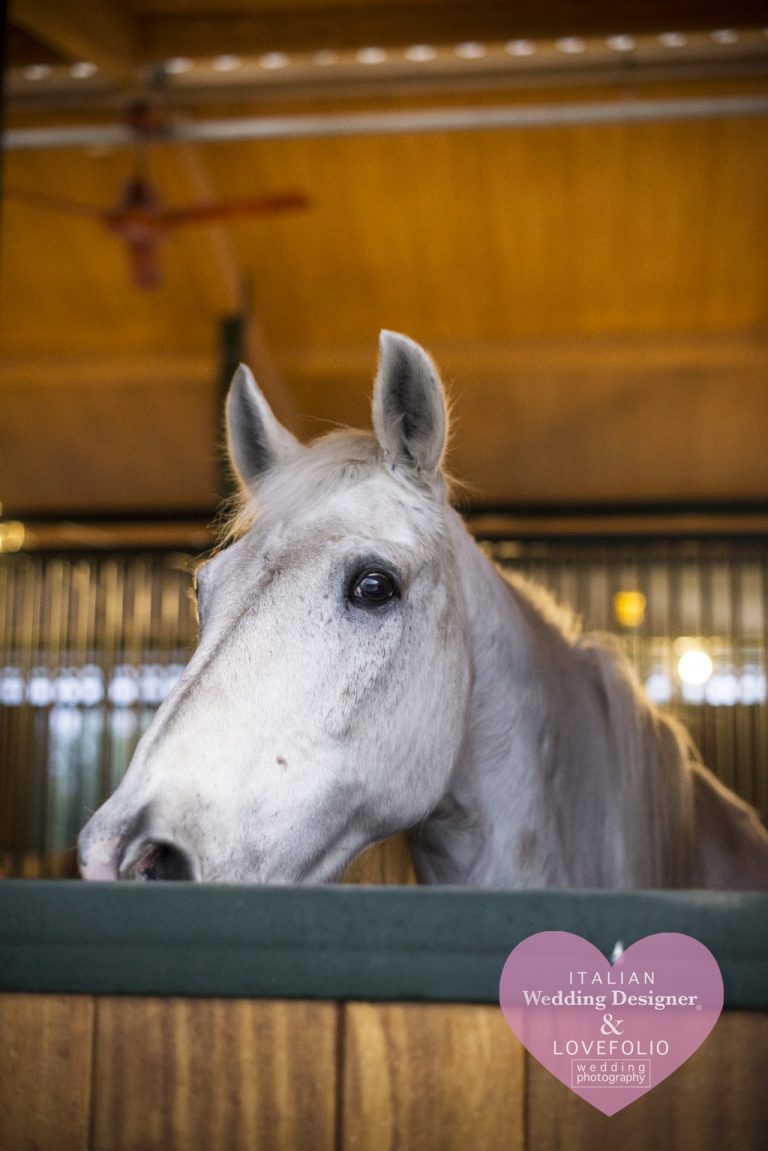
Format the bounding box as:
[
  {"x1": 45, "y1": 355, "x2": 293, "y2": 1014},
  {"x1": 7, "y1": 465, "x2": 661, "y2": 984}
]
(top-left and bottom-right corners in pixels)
[{"x1": 79, "y1": 332, "x2": 768, "y2": 889}]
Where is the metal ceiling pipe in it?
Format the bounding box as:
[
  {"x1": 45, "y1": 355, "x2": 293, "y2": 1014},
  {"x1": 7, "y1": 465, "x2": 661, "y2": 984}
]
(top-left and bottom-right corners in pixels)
[{"x1": 5, "y1": 95, "x2": 768, "y2": 150}]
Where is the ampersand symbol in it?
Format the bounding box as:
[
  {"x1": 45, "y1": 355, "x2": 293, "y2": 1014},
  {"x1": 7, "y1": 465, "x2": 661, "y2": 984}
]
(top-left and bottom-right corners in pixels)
[{"x1": 600, "y1": 1013, "x2": 624, "y2": 1036}]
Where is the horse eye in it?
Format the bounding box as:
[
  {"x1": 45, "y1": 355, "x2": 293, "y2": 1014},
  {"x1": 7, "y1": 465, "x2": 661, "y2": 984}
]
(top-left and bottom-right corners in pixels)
[{"x1": 349, "y1": 570, "x2": 399, "y2": 609}]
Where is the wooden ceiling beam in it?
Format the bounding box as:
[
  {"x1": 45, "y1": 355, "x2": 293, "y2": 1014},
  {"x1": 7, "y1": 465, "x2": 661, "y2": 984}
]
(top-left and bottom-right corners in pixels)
[
  {"x1": 139, "y1": 3, "x2": 766, "y2": 59},
  {"x1": 10, "y1": 0, "x2": 138, "y2": 81}
]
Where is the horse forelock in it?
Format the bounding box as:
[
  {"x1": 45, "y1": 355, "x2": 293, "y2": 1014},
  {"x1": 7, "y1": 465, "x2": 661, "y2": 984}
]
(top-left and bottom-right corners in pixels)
[{"x1": 218, "y1": 427, "x2": 450, "y2": 549}]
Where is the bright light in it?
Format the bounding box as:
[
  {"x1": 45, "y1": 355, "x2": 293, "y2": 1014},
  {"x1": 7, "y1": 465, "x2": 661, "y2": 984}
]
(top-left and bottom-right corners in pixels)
[
  {"x1": 108, "y1": 665, "x2": 140, "y2": 707},
  {"x1": 455, "y1": 42, "x2": 487, "y2": 59},
  {"x1": 0, "y1": 669, "x2": 25, "y2": 706},
  {"x1": 80, "y1": 665, "x2": 105, "y2": 706},
  {"x1": 613, "y1": 590, "x2": 646, "y2": 629},
  {"x1": 212, "y1": 55, "x2": 242, "y2": 71},
  {"x1": 645, "y1": 672, "x2": 673, "y2": 704},
  {"x1": 139, "y1": 664, "x2": 165, "y2": 705},
  {"x1": 50, "y1": 707, "x2": 83, "y2": 740},
  {"x1": 356, "y1": 47, "x2": 388, "y2": 64},
  {"x1": 705, "y1": 673, "x2": 740, "y2": 707},
  {"x1": 259, "y1": 52, "x2": 290, "y2": 69},
  {"x1": 70, "y1": 61, "x2": 98, "y2": 78},
  {"x1": 606, "y1": 35, "x2": 636, "y2": 52},
  {"x1": 741, "y1": 669, "x2": 767, "y2": 706},
  {"x1": 23, "y1": 64, "x2": 52, "y2": 81},
  {"x1": 505, "y1": 40, "x2": 536, "y2": 57},
  {"x1": 0, "y1": 521, "x2": 25, "y2": 552},
  {"x1": 555, "y1": 37, "x2": 587, "y2": 54},
  {"x1": 678, "y1": 649, "x2": 713, "y2": 686},
  {"x1": 404, "y1": 45, "x2": 437, "y2": 62},
  {"x1": 53, "y1": 669, "x2": 82, "y2": 706},
  {"x1": 27, "y1": 670, "x2": 54, "y2": 707}
]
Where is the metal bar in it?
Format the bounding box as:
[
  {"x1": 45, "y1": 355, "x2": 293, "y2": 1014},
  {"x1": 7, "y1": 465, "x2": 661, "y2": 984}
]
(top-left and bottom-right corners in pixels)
[{"x1": 5, "y1": 95, "x2": 768, "y2": 151}]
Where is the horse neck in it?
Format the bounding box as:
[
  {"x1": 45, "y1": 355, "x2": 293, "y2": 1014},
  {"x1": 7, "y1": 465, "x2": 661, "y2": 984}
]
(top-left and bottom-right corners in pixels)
[{"x1": 408, "y1": 510, "x2": 693, "y2": 888}]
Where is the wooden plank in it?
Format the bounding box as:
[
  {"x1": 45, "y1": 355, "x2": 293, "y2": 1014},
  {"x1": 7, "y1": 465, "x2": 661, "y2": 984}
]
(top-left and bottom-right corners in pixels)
[
  {"x1": 526, "y1": 1010, "x2": 768, "y2": 1150},
  {"x1": 92, "y1": 996, "x2": 337, "y2": 1151},
  {"x1": 342, "y1": 1002, "x2": 524, "y2": 1151},
  {"x1": 0, "y1": 992, "x2": 94, "y2": 1151}
]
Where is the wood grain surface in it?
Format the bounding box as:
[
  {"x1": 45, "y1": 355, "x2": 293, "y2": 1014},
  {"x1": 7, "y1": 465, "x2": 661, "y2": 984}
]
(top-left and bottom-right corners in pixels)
[
  {"x1": 1, "y1": 990, "x2": 765, "y2": 1150},
  {"x1": 3, "y1": 97, "x2": 768, "y2": 513},
  {"x1": 342, "y1": 834, "x2": 417, "y2": 885},
  {"x1": 91, "y1": 997, "x2": 337, "y2": 1151},
  {"x1": 526, "y1": 1010, "x2": 768, "y2": 1151},
  {"x1": 342, "y1": 1002, "x2": 524, "y2": 1151},
  {"x1": 0, "y1": 993, "x2": 94, "y2": 1151}
]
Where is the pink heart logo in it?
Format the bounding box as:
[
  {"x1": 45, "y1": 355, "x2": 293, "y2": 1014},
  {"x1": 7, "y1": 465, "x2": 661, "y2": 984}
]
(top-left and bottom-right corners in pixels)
[{"x1": 499, "y1": 931, "x2": 723, "y2": 1115}]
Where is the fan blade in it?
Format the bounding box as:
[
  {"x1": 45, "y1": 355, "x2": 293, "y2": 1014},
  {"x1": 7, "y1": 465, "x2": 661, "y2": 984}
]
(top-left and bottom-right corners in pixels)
[
  {"x1": 3, "y1": 184, "x2": 107, "y2": 221},
  {"x1": 162, "y1": 192, "x2": 309, "y2": 227}
]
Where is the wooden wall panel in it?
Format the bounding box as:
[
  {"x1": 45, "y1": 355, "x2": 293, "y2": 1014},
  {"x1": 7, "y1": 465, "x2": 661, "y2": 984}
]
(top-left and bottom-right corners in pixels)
[
  {"x1": 3, "y1": 111, "x2": 768, "y2": 512},
  {"x1": 342, "y1": 1002, "x2": 524, "y2": 1151},
  {"x1": 4, "y1": 116, "x2": 768, "y2": 358},
  {"x1": 91, "y1": 997, "x2": 337, "y2": 1151},
  {"x1": 204, "y1": 118, "x2": 768, "y2": 351},
  {"x1": 0, "y1": 989, "x2": 765, "y2": 1150},
  {"x1": 0, "y1": 993, "x2": 94, "y2": 1151},
  {"x1": 526, "y1": 1011, "x2": 768, "y2": 1151},
  {"x1": 0, "y1": 376, "x2": 220, "y2": 512},
  {"x1": 284, "y1": 335, "x2": 768, "y2": 506},
  {"x1": 342, "y1": 833, "x2": 417, "y2": 885}
]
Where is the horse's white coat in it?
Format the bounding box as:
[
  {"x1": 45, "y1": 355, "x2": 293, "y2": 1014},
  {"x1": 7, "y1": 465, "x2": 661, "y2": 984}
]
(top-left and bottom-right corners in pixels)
[{"x1": 79, "y1": 332, "x2": 768, "y2": 888}]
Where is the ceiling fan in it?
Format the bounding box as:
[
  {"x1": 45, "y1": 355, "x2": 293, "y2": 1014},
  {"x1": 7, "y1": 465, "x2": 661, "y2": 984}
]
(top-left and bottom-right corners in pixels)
[{"x1": 4, "y1": 100, "x2": 309, "y2": 289}]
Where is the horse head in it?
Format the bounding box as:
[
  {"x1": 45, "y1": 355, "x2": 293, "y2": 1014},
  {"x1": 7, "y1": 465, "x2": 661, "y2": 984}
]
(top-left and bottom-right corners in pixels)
[{"x1": 78, "y1": 333, "x2": 472, "y2": 881}]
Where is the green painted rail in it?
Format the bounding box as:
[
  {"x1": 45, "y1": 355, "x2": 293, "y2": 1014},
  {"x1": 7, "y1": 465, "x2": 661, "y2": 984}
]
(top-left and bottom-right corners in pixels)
[{"x1": 0, "y1": 883, "x2": 766, "y2": 1008}]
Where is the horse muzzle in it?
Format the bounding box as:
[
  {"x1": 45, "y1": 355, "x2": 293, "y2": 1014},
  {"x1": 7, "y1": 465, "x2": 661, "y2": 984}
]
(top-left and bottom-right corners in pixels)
[{"x1": 79, "y1": 815, "x2": 197, "y2": 881}]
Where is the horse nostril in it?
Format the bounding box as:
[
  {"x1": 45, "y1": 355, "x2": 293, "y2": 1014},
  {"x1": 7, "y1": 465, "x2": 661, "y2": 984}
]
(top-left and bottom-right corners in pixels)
[
  {"x1": 126, "y1": 841, "x2": 193, "y2": 881},
  {"x1": 79, "y1": 835, "x2": 121, "y2": 880}
]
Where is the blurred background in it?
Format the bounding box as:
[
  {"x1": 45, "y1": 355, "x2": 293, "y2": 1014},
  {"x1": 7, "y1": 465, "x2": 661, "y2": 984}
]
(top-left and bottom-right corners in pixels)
[{"x1": 1, "y1": 1, "x2": 767, "y2": 877}]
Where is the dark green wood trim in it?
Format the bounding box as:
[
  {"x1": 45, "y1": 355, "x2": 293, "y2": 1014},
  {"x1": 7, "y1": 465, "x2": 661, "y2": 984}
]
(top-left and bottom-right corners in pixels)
[{"x1": 1, "y1": 884, "x2": 766, "y2": 1007}]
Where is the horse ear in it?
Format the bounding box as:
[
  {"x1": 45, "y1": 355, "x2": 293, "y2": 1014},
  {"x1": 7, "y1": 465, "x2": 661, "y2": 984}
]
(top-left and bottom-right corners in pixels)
[
  {"x1": 372, "y1": 331, "x2": 447, "y2": 477},
  {"x1": 226, "y1": 363, "x2": 302, "y2": 489}
]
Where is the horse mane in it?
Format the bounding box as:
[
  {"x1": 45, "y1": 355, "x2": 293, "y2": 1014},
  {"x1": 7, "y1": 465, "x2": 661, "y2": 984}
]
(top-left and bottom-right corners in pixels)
[
  {"x1": 574, "y1": 634, "x2": 696, "y2": 886},
  {"x1": 501, "y1": 569, "x2": 696, "y2": 886}
]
